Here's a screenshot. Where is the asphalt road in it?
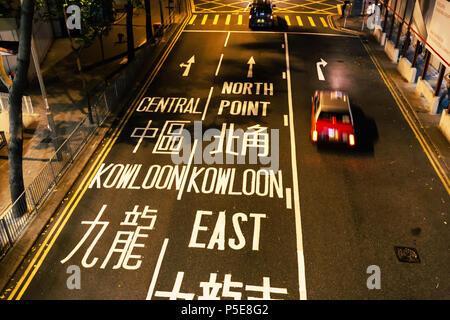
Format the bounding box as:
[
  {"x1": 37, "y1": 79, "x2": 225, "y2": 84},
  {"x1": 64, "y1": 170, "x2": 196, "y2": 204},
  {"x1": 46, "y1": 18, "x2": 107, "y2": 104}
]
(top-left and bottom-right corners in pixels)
[{"x1": 2, "y1": 4, "x2": 449, "y2": 300}]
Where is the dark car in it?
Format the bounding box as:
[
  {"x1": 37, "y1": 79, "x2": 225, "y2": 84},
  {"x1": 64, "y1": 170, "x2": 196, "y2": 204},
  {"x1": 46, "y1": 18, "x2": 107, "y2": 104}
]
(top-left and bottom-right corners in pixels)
[{"x1": 249, "y1": 0, "x2": 275, "y2": 28}]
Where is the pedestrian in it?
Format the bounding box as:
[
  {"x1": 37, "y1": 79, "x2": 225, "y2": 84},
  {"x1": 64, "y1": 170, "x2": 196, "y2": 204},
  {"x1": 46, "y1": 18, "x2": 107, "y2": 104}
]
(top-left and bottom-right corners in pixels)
[
  {"x1": 342, "y1": 0, "x2": 350, "y2": 18},
  {"x1": 366, "y1": 2, "x2": 376, "y2": 16}
]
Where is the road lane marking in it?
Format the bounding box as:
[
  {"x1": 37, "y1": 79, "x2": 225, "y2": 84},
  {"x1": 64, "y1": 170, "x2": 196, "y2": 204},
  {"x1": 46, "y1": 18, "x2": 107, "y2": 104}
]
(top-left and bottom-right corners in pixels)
[
  {"x1": 285, "y1": 16, "x2": 291, "y2": 26},
  {"x1": 308, "y1": 16, "x2": 316, "y2": 27},
  {"x1": 213, "y1": 14, "x2": 219, "y2": 25},
  {"x1": 284, "y1": 114, "x2": 288, "y2": 126},
  {"x1": 224, "y1": 32, "x2": 231, "y2": 47},
  {"x1": 225, "y1": 14, "x2": 231, "y2": 25},
  {"x1": 284, "y1": 32, "x2": 307, "y2": 300},
  {"x1": 362, "y1": 40, "x2": 450, "y2": 195},
  {"x1": 146, "y1": 238, "x2": 169, "y2": 300},
  {"x1": 201, "y1": 14, "x2": 208, "y2": 25},
  {"x1": 7, "y1": 9, "x2": 193, "y2": 300},
  {"x1": 296, "y1": 16, "x2": 303, "y2": 26},
  {"x1": 202, "y1": 86, "x2": 214, "y2": 120},
  {"x1": 215, "y1": 54, "x2": 224, "y2": 76},
  {"x1": 285, "y1": 187, "x2": 292, "y2": 209},
  {"x1": 320, "y1": 17, "x2": 328, "y2": 27},
  {"x1": 189, "y1": 15, "x2": 197, "y2": 24},
  {"x1": 177, "y1": 140, "x2": 199, "y2": 200},
  {"x1": 282, "y1": 71, "x2": 286, "y2": 79}
]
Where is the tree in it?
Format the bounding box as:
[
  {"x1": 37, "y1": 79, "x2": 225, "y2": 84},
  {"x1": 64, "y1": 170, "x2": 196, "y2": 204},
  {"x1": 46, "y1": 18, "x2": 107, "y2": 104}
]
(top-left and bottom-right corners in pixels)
[
  {"x1": 7, "y1": 0, "x2": 35, "y2": 213},
  {"x1": 44, "y1": 0, "x2": 117, "y2": 123},
  {"x1": 2, "y1": 0, "x2": 117, "y2": 212},
  {"x1": 143, "y1": 0, "x2": 154, "y2": 44}
]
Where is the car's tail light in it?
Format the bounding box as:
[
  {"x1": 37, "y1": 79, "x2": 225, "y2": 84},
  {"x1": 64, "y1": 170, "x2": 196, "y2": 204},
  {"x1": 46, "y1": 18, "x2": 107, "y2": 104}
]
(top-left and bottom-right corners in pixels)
[
  {"x1": 249, "y1": 15, "x2": 252, "y2": 19},
  {"x1": 270, "y1": 15, "x2": 273, "y2": 20},
  {"x1": 349, "y1": 134, "x2": 355, "y2": 146},
  {"x1": 312, "y1": 130, "x2": 318, "y2": 142}
]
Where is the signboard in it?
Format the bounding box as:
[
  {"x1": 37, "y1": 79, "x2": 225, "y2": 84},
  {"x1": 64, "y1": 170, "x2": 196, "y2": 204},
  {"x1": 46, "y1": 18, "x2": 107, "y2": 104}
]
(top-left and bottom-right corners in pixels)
[{"x1": 427, "y1": 0, "x2": 450, "y2": 67}]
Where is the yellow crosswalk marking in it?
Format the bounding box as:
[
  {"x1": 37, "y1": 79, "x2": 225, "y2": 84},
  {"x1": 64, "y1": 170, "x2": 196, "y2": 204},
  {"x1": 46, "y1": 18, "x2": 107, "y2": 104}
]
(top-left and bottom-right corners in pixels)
[
  {"x1": 296, "y1": 16, "x2": 303, "y2": 26},
  {"x1": 308, "y1": 16, "x2": 316, "y2": 27},
  {"x1": 320, "y1": 17, "x2": 328, "y2": 27},
  {"x1": 201, "y1": 14, "x2": 208, "y2": 25},
  {"x1": 238, "y1": 14, "x2": 243, "y2": 25},
  {"x1": 213, "y1": 14, "x2": 219, "y2": 25},
  {"x1": 225, "y1": 14, "x2": 231, "y2": 25},
  {"x1": 285, "y1": 16, "x2": 291, "y2": 26},
  {"x1": 189, "y1": 15, "x2": 197, "y2": 24}
]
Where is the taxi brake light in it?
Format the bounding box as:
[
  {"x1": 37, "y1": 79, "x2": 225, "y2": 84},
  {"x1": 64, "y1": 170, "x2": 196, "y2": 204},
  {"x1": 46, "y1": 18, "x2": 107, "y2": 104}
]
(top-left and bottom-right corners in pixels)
[
  {"x1": 312, "y1": 130, "x2": 318, "y2": 142},
  {"x1": 349, "y1": 134, "x2": 355, "y2": 146}
]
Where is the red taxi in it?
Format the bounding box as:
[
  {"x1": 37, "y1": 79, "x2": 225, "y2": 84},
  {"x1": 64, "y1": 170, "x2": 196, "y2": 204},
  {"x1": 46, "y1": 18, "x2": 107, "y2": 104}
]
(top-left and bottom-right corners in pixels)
[{"x1": 311, "y1": 90, "x2": 355, "y2": 146}]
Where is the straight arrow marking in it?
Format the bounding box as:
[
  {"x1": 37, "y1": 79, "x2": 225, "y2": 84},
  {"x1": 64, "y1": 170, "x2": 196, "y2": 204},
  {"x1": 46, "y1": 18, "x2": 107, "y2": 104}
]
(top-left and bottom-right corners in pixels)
[{"x1": 247, "y1": 56, "x2": 255, "y2": 78}]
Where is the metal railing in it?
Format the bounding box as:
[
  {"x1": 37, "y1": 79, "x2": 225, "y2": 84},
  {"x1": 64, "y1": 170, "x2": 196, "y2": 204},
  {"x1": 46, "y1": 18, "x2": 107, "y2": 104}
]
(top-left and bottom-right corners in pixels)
[
  {"x1": 0, "y1": 92, "x2": 34, "y2": 114},
  {"x1": 0, "y1": 131, "x2": 6, "y2": 150}
]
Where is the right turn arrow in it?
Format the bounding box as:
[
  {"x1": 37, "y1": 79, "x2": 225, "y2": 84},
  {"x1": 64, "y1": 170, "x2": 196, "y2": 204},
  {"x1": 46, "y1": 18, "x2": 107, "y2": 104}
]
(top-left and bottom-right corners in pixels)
[{"x1": 316, "y1": 58, "x2": 327, "y2": 81}]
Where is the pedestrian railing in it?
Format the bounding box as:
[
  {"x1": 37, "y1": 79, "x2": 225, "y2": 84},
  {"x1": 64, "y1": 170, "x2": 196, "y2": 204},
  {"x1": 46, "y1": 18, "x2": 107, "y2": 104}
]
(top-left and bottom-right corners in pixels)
[
  {"x1": 0, "y1": 92, "x2": 34, "y2": 114},
  {"x1": 0, "y1": 131, "x2": 6, "y2": 150}
]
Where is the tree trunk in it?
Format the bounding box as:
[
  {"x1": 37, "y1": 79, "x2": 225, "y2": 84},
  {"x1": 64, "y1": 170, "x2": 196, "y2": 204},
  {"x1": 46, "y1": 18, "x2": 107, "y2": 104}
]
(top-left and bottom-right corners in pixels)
[
  {"x1": 8, "y1": 0, "x2": 34, "y2": 215},
  {"x1": 144, "y1": 0, "x2": 154, "y2": 44},
  {"x1": 75, "y1": 51, "x2": 94, "y2": 124},
  {"x1": 126, "y1": 1, "x2": 135, "y2": 63}
]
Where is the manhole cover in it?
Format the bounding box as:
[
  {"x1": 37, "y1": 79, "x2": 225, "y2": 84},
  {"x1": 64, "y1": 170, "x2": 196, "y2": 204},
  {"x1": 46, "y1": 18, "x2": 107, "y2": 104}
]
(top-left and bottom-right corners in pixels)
[{"x1": 394, "y1": 246, "x2": 420, "y2": 263}]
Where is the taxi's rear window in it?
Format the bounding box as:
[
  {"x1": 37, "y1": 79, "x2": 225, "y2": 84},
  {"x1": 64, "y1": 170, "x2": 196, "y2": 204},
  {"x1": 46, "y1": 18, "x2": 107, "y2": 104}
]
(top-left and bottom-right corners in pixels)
[{"x1": 318, "y1": 111, "x2": 351, "y2": 123}]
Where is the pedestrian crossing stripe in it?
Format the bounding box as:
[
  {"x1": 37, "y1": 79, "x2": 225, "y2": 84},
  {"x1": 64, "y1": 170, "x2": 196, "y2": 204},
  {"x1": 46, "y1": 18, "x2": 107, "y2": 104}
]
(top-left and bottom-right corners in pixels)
[
  {"x1": 201, "y1": 14, "x2": 208, "y2": 25},
  {"x1": 188, "y1": 14, "x2": 330, "y2": 28},
  {"x1": 225, "y1": 14, "x2": 231, "y2": 25},
  {"x1": 285, "y1": 16, "x2": 291, "y2": 26}
]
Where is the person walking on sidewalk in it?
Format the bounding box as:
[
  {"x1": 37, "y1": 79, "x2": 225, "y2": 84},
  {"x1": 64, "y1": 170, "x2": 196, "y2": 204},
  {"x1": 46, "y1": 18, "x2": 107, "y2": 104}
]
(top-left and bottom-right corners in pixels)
[{"x1": 342, "y1": 0, "x2": 351, "y2": 18}]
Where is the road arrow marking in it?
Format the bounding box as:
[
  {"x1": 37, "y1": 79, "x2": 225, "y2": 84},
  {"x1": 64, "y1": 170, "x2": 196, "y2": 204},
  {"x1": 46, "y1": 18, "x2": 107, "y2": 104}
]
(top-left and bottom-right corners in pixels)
[
  {"x1": 180, "y1": 55, "x2": 195, "y2": 77},
  {"x1": 316, "y1": 58, "x2": 327, "y2": 81},
  {"x1": 247, "y1": 56, "x2": 255, "y2": 78}
]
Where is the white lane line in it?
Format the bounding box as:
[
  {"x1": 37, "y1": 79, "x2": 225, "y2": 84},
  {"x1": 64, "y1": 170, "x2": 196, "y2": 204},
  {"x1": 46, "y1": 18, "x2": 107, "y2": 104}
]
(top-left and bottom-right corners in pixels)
[
  {"x1": 202, "y1": 86, "x2": 214, "y2": 120},
  {"x1": 224, "y1": 31, "x2": 231, "y2": 47},
  {"x1": 282, "y1": 71, "x2": 286, "y2": 79},
  {"x1": 177, "y1": 139, "x2": 199, "y2": 200},
  {"x1": 215, "y1": 54, "x2": 224, "y2": 76},
  {"x1": 284, "y1": 114, "x2": 288, "y2": 126},
  {"x1": 146, "y1": 238, "x2": 169, "y2": 300},
  {"x1": 285, "y1": 187, "x2": 292, "y2": 209},
  {"x1": 284, "y1": 32, "x2": 307, "y2": 300}
]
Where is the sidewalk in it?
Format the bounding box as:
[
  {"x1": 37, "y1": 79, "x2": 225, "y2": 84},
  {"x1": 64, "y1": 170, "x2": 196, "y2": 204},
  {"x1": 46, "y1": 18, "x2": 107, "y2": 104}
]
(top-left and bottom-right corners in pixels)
[
  {"x1": 0, "y1": 6, "x2": 170, "y2": 214},
  {"x1": 332, "y1": 12, "x2": 450, "y2": 176}
]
